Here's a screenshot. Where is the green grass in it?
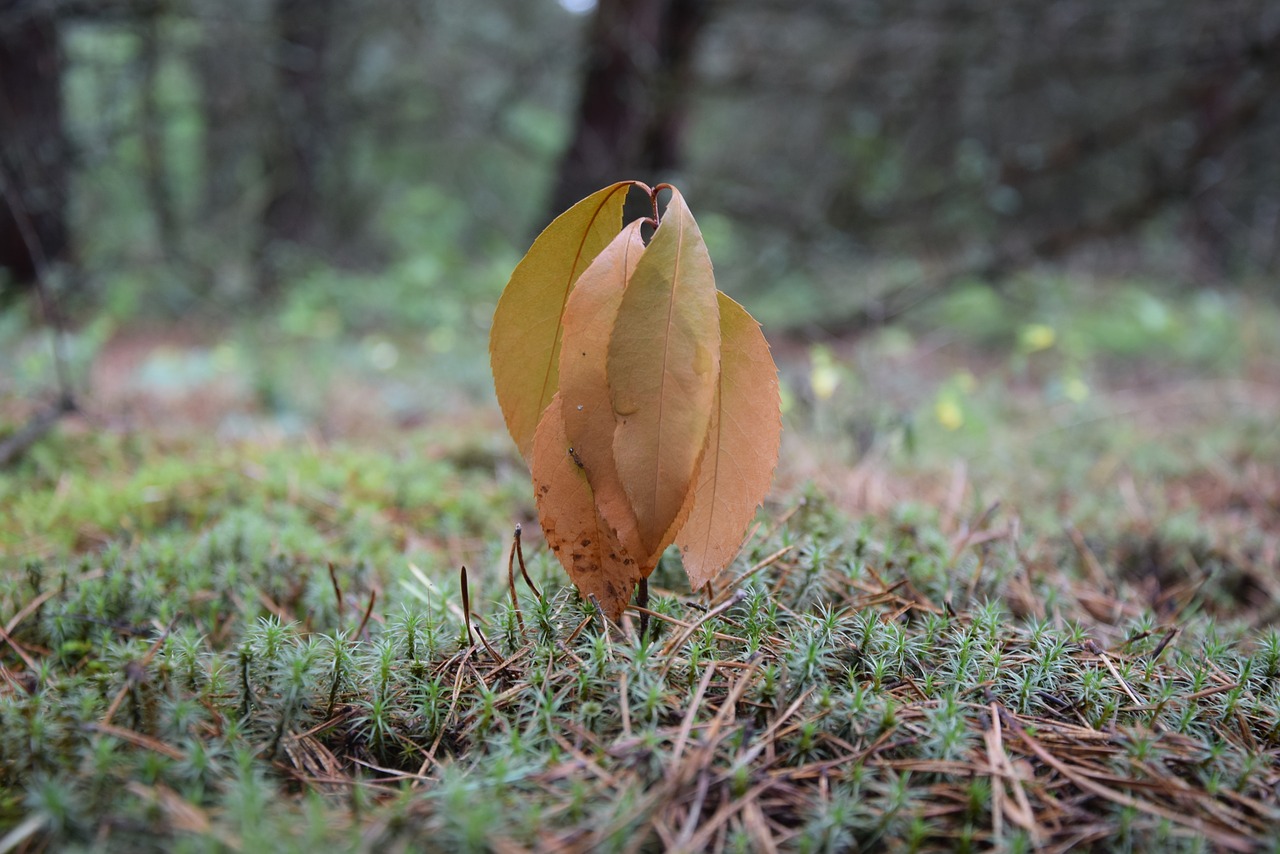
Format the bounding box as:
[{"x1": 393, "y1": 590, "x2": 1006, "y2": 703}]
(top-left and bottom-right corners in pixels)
[
  {"x1": 2, "y1": 424, "x2": 1278, "y2": 851},
  {"x1": 2, "y1": 275, "x2": 1279, "y2": 851}
]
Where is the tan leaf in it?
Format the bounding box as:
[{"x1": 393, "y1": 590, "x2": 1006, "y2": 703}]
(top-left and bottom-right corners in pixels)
[
  {"x1": 490, "y1": 182, "x2": 632, "y2": 462},
  {"x1": 530, "y1": 392, "x2": 645, "y2": 623},
  {"x1": 559, "y1": 220, "x2": 649, "y2": 562},
  {"x1": 608, "y1": 188, "x2": 721, "y2": 558},
  {"x1": 676, "y1": 292, "x2": 781, "y2": 589}
]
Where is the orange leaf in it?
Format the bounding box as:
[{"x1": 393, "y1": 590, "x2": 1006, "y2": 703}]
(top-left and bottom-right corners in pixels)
[
  {"x1": 608, "y1": 188, "x2": 721, "y2": 558},
  {"x1": 530, "y1": 392, "x2": 645, "y2": 622},
  {"x1": 676, "y1": 292, "x2": 781, "y2": 588},
  {"x1": 558, "y1": 220, "x2": 649, "y2": 563},
  {"x1": 490, "y1": 182, "x2": 632, "y2": 462}
]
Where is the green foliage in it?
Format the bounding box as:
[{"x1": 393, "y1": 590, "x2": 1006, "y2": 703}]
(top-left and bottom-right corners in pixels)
[
  {"x1": 278, "y1": 186, "x2": 518, "y2": 339},
  {"x1": 925, "y1": 275, "x2": 1280, "y2": 375},
  {"x1": 2, "y1": 419, "x2": 1278, "y2": 850},
  {"x1": 0, "y1": 314, "x2": 115, "y2": 400}
]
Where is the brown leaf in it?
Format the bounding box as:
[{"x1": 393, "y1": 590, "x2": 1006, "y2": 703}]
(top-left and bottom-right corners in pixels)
[
  {"x1": 677, "y1": 293, "x2": 781, "y2": 588},
  {"x1": 608, "y1": 189, "x2": 721, "y2": 558},
  {"x1": 530, "y1": 392, "x2": 645, "y2": 622},
  {"x1": 558, "y1": 220, "x2": 649, "y2": 562},
  {"x1": 490, "y1": 182, "x2": 632, "y2": 462}
]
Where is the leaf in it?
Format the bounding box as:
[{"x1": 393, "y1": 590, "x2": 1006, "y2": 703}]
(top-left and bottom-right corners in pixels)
[
  {"x1": 530, "y1": 392, "x2": 645, "y2": 622},
  {"x1": 608, "y1": 188, "x2": 721, "y2": 559},
  {"x1": 676, "y1": 292, "x2": 781, "y2": 588},
  {"x1": 490, "y1": 182, "x2": 632, "y2": 462},
  {"x1": 558, "y1": 220, "x2": 649, "y2": 563}
]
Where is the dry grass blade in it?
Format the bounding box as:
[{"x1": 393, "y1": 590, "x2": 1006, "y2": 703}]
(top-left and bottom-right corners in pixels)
[
  {"x1": 995, "y1": 705, "x2": 1257, "y2": 852},
  {"x1": 99, "y1": 618, "x2": 177, "y2": 728},
  {"x1": 657, "y1": 591, "x2": 747, "y2": 678},
  {"x1": 984, "y1": 701, "x2": 1041, "y2": 846}
]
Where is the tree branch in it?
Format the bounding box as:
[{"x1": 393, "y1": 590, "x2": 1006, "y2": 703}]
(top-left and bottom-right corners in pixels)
[{"x1": 0, "y1": 395, "x2": 76, "y2": 467}]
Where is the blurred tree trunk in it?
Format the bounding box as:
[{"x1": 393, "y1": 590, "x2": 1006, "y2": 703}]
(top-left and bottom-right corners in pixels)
[
  {"x1": 137, "y1": 10, "x2": 179, "y2": 262},
  {"x1": 262, "y1": 0, "x2": 336, "y2": 258},
  {"x1": 0, "y1": 1, "x2": 69, "y2": 286},
  {"x1": 194, "y1": 0, "x2": 260, "y2": 292},
  {"x1": 1185, "y1": 69, "x2": 1240, "y2": 281},
  {"x1": 547, "y1": 0, "x2": 710, "y2": 218},
  {"x1": 196, "y1": 5, "x2": 255, "y2": 221}
]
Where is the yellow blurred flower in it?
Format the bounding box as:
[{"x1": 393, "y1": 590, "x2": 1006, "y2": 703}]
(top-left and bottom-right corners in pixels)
[
  {"x1": 1064, "y1": 377, "x2": 1089, "y2": 402},
  {"x1": 935, "y1": 397, "x2": 964, "y2": 430},
  {"x1": 809, "y1": 347, "x2": 841, "y2": 401},
  {"x1": 811, "y1": 365, "x2": 840, "y2": 401},
  {"x1": 1019, "y1": 323, "x2": 1056, "y2": 352}
]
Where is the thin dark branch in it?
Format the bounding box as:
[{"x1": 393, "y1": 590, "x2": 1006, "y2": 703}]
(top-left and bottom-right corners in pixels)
[{"x1": 0, "y1": 396, "x2": 76, "y2": 467}]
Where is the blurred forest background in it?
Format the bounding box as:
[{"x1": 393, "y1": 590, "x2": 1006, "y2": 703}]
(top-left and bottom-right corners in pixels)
[
  {"x1": 2, "y1": 0, "x2": 1279, "y2": 440},
  {"x1": 8, "y1": 5, "x2": 1280, "y2": 848}
]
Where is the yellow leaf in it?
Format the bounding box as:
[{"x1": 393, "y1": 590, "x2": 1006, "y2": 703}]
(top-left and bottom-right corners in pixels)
[
  {"x1": 490, "y1": 182, "x2": 632, "y2": 462},
  {"x1": 609, "y1": 188, "x2": 721, "y2": 558},
  {"x1": 530, "y1": 392, "x2": 645, "y2": 622},
  {"x1": 677, "y1": 293, "x2": 781, "y2": 589},
  {"x1": 558, "y1": 220, "x2": 649, "y2": 563}
]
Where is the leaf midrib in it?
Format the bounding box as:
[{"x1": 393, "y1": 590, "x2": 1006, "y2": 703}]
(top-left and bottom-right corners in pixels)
[{"x1": 650, "y1": 210, "x2": 686, "y2": 539}]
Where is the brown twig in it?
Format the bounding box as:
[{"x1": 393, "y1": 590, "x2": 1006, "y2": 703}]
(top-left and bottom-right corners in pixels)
[
  {"x1": 354, "y1": 589, "x2": 376, "y2": 640},
  {"x1": 459, "y1": 566, "x2": 501, "y2": 661},
  {"x1": 327, "y1": 563, "x2": 345, "y2": 631},
  {"x1": 513, "y1": 524, "x2": 540, "y2": 598},
  {"x1": 506, "y1": 527, "x2": 527, "y2": 635}
]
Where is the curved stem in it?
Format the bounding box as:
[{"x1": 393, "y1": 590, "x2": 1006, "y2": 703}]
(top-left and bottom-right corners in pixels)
[
  {"x1": 622, "y1": 180, "x2": 660, "y2": 229},
  {"x1": 636, "y1": 577, "x2": 650, "y2": 643},
  {"x1": 650, "y1": 183, "x2": 677, "y2": 229}
]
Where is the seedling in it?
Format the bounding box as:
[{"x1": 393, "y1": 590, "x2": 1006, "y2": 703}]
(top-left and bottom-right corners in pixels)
[{"x1": 490, "y1": 182, "x2": 782, "y2": 620}]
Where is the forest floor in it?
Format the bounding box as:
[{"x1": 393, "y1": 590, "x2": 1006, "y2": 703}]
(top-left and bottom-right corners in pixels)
[{"x1": 2, "y1": 276, "x2": 1279, "y2": 851}]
